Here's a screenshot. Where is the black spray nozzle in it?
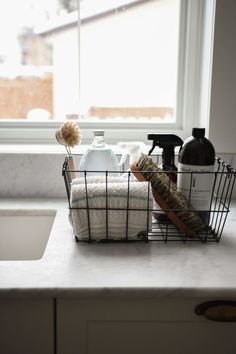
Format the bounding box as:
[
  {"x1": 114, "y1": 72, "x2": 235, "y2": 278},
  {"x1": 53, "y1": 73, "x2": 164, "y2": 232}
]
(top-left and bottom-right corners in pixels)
[{"x1": 148, "y1": 134, "x2": 183, "y2": 156}]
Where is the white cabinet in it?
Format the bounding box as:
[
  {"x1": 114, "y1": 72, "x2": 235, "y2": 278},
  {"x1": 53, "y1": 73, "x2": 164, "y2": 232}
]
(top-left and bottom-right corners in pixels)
[
  {"x1": 0, "y1": 298, "x2": 54, "y2": 354},
  {"x1": 57, "y1": 297, "x2": 236, "y2": 354},
  {"x1": 2, "y1": 296, "x2": 235, "y2": 354}
]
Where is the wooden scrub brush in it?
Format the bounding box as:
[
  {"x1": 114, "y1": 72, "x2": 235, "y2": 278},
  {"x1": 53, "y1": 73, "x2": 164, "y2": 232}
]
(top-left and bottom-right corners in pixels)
[
  {"x1": 130, "y1": 154, "x2": 205, "y2": 237},
  {"x1": 55, "y1": 121, "x2": 81, "y2": 180}
]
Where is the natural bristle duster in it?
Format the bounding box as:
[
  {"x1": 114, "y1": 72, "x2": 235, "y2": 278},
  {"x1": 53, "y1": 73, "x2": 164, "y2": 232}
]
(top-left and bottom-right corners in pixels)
[
  {"x1": 59, "y1": 121, "x2": 81, "y2": 147},
  {"x1": 136, "y1": 154, "x2": 205, "y2": 233}
]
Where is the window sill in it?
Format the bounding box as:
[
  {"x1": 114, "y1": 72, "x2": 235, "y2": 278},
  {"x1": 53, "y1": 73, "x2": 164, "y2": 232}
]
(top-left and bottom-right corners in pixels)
[
  {"x1": 0, "y1": 144, "x2": 69, "y2": 154},
  {"x1": 0, "y1": 119, "x2": 186, "y2": 145},
  {"x1": 0, "y1": 143, "x2": 154, "y2": 155}
]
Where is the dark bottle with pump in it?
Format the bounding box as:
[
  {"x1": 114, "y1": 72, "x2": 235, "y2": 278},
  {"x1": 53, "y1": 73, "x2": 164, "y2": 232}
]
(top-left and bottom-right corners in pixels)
[{"x1": 177, "y1": 128, "x2": 215, "y2": 225}]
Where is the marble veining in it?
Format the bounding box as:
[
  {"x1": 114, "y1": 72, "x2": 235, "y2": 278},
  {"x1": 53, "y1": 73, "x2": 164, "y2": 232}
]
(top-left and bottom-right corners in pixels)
[{"x1": 0, "y1": 152, "x2": 235, "y2": 198}]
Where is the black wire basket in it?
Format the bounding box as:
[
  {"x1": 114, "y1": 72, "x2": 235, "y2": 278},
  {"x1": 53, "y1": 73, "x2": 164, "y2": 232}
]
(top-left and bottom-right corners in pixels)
[{"x1": 62, "y1": 156, "x2": 236, "y2": 243}]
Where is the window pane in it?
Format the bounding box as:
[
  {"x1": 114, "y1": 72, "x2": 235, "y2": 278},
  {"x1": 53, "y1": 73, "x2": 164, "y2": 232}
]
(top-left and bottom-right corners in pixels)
[
  {"x1": 0, "y1": 0, "x2": 180, "y2": 122},
  {"x1": 80, "y1": 0, "x2": 180, "y2": 122},
  {"x1": 0, "y1": 0, "x2": 78, "y2": 121}
]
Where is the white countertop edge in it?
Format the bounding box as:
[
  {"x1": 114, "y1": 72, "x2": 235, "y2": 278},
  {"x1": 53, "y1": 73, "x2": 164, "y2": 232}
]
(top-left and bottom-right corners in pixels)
[{"x1": 1, "y1": 287, "x2": 236, "y2": 299}]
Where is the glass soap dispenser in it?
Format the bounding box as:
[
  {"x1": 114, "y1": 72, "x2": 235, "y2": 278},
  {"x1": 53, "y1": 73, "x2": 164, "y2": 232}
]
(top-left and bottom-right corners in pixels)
[{"x1": 79, "y1": 130, "x2": 119, "y2": 175}]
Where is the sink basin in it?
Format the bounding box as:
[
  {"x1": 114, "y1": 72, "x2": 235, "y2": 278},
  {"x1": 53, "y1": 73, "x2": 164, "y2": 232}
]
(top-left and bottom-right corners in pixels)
[{"x1": 0, "y1": 209, "x2": 56, "y2": 261}]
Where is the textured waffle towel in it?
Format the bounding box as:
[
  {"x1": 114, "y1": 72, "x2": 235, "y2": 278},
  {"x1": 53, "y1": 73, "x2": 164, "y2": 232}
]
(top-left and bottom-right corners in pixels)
[{"x1": 70, "y1": 176, "x2": 153, "y2": 240}]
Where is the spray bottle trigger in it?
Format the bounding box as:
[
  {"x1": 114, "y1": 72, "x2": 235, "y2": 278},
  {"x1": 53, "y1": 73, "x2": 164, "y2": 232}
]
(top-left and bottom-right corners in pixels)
[{"x1": 119, "y1": 153, "x2": 128, "y2": 166}]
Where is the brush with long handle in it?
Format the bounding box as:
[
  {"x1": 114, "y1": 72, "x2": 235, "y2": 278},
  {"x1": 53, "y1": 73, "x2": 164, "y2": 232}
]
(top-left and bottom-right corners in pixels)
[
  {"x1": 55, "y1": 121, "x2": 81, "y2": 180},
  {"x1": 131, "y1": 154, "x2": 205, "y2": 237}
]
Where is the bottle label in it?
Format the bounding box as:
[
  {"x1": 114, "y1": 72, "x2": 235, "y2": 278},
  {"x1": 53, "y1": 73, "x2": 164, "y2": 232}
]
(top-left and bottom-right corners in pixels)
[{"x1": 177, "y1": 163, "x2": 215, "y2": 210}]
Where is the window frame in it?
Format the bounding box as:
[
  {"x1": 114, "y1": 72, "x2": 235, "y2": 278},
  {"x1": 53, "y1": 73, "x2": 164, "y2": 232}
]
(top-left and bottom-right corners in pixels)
[{"x1": 0, "y1": 0, "x2": 215, "y2": 145}]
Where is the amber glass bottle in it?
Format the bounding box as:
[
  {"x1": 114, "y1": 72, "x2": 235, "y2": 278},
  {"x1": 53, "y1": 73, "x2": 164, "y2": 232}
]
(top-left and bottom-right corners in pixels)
[{"x1": 177, "y1": 128, "x2": 215, "y2": 225}]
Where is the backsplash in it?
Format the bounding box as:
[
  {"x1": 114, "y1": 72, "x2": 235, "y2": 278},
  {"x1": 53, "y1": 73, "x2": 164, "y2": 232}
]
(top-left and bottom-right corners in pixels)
[
  {"x1": 0, "y1": 153, "x2": 74, "y2": 198},
  {"x1": 0, "y1": 152, "x2": 236, "y2": 198}
]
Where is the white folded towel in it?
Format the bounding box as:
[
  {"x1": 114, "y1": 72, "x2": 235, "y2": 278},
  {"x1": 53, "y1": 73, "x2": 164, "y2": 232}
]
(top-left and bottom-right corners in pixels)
[
  {"x1": 72, "y1": 175, "x2": 135, "y2": 184},
  {"x1": 70, "y1": 177, "x2": 153, "y2": 241}
]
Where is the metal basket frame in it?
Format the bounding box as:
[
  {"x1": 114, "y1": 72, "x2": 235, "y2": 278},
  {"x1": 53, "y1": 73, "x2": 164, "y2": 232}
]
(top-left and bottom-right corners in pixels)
[{"x1": 62, "y1": 156, "x2": 236, "y2": 243}]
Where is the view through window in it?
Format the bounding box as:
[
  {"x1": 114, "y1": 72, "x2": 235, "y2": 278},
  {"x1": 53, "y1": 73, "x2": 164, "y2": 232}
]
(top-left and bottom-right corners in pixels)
[{"x1": 0, "y1": 0, "x2": 180, "y2": 123}]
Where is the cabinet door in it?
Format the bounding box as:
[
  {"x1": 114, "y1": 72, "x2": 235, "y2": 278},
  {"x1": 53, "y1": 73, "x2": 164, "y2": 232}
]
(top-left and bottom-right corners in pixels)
[
  {"x1": 57, "y1": 297, "x2": 236, "y2": 354},
  {"x1": 86, "y1": 321, "x2": 236, "y2": 354},
  {"x1": 0, "y1": 298, "x2": 54, "y2": 354}
]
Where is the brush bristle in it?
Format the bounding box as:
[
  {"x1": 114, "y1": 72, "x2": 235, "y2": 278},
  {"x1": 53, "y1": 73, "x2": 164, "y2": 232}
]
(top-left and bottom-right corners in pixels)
[
  {"x1": 59, "y1": 121, "x2": 81, "y2": 147},
  {"x1": 136, "y1": 154, "x2": 205, "y2": 233}
]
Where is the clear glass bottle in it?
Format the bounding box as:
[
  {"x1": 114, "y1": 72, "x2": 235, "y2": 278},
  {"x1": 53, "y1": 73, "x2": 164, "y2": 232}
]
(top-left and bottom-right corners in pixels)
[{"x1": 79, "y1": 130, "x2": 119, "y2": 175}]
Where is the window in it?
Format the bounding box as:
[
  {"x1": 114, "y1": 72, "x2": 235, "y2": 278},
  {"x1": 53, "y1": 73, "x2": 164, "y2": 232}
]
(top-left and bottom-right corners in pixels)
[
  {"x1": 79, "y1": 0, "x2": 179, "y2": 124},
  {"x1": 0, "y1": 0, "x2": 215, "y2": 144}
]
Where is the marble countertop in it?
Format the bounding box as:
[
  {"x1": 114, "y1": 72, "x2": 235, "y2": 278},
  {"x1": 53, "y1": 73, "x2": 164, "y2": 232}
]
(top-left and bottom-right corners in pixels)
[{"x1": 1, "y1": 198, "x2": 236, "y2": 299}]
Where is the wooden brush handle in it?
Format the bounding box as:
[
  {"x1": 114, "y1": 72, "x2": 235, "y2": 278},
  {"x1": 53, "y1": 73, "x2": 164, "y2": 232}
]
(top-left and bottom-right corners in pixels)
[
  {"x1": 130, "y1": 164, "x2": 195, "y2": 237},
  {"x1": 67, "y1": 156, "x2": 77, "y2": 180}
]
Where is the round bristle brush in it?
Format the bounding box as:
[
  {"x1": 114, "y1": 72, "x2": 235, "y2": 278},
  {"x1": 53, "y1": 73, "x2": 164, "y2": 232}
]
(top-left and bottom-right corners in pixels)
[{"x1": 55, "y1": 121, "x2": 81, "y2": 180}]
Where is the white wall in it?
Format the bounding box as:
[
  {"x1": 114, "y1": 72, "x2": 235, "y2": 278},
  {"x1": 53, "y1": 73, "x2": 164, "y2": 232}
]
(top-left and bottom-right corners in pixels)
[{"x1": 209, "y1": 0, "x2": 236, "y2": 154}]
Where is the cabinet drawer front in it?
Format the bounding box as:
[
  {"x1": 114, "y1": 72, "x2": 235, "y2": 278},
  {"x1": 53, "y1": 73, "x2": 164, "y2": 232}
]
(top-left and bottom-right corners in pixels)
[
  {"x1": 88, "y1": 321, "x2": 236, "y2": 354},
  {"x1": 57, "y1": 297, "x2": 236, "y2": 354}
]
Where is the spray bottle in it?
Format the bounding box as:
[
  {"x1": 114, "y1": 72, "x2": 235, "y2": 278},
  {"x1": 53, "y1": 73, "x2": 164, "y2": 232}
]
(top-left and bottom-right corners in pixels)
[
  {"x1": 148, "y1": 134, "x2": 183, "y2": 183},
  {"x1": 117, "y1": 142, "x2": 147, "y2": 167},
  {"x1": 147, "y1": 134, "x2": 183, "y2": 222}
]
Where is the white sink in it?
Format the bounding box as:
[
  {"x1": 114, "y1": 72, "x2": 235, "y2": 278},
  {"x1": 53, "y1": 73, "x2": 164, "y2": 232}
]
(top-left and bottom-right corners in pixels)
[{"x1": 0, "y1": 209, "x2": 56, "y2": 261}]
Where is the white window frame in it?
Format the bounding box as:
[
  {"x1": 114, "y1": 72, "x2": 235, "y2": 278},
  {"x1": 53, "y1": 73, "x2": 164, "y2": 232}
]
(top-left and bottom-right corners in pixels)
[{"x1": 0, "y1": 0, "x2": 215, "y2": 145}]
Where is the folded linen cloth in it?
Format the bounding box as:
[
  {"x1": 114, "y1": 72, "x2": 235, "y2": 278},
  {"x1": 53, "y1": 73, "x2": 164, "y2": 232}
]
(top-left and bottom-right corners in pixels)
[
  {"x1": 72, "y1": 175, "x2": 135, "y2": 184},
  {"x1": 70, "y1": 177, "x2": 153, "y2": 241}
]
